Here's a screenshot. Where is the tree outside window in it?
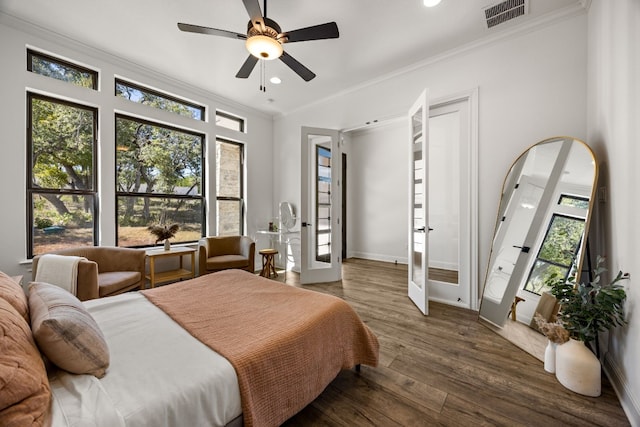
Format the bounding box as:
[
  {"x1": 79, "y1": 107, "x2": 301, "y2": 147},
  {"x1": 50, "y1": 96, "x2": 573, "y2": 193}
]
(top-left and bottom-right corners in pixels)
[
  {"x1": 523, "y1": 214, "x2": 585, "y2": 295},
  {"x1": 116, "y1": 115, "x2": 204, "y2": 247},
  {"x1": 27, "y1": 94, "x2": 97, "y2": 257}
]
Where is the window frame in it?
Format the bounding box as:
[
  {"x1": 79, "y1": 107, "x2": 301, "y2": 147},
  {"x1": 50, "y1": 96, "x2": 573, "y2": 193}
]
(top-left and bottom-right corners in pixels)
[
  {"x1": 215, "y1": 138, "x2": 245, "y2": 236},
  {"x1": 27, "y1": 49, "x2": 98, "y2": 90},
  {"x1": 26, "y1": 92, "x2": 99, "y2": 258},
  {"x1": 216, "y1": 110, "x2": 246, "y2": 133},
  {"x1": 115, "y1": 78, "x2": 205, "y2": 121},
  {"x1": 114, "y1": 113, "x2": 206, "y2": 247},
  {"x1": 523, "y1": 213, "x2": 585, "y2": 295}
]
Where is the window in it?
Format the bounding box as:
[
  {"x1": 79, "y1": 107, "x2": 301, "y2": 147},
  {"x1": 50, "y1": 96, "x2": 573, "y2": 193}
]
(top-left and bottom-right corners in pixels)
[
  {"x1": 27, "y1": 49, "x2": 97, "y2": 89},
  {"x1": 558, "y1": 194, "x2": 590, "y2": 210},
  {"x1": 216, "y1": 111, "x2": 245, "y2": 132},
  {"x1": 115, "y1": 79, "x2": 205, "y2": 121},
  {"x1": 316, "y1": 145, "x2": 331, "y2": 263},
  {"x1": 216, "y1": 139, "x2": 244, "y2": 236},
  {"x1": 523, "y1": 214, "x2": 585, "y2": 294},
  {"x1": 27, "y1": 93, "x2": 98, "y2": 257},
  {"x1": 115, "y1": 115, "x2": 205, "y2": 247}
]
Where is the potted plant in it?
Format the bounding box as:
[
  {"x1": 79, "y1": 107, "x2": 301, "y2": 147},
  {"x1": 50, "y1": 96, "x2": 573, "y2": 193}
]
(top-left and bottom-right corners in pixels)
[
  {"x1": 547, "y1": 255, "x2": 629, "y2": 396},
  {"x1": 148, "y1": 224, "x2": 180, "y2": 250}
]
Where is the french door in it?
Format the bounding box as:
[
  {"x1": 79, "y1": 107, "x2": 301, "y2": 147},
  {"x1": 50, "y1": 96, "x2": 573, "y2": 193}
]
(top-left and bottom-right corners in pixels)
[
  {"x1": 300, "y1": 127, "x2": 342, "y2": 284},
  {"x1": 408, "y1": 90, "x2": 430, "y2": 314}
]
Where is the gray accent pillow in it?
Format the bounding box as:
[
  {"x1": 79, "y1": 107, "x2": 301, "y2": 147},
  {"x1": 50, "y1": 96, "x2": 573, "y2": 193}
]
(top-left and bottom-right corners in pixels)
[{"x1": 28, "y1": 282, "x2": 109, "y2": 378}]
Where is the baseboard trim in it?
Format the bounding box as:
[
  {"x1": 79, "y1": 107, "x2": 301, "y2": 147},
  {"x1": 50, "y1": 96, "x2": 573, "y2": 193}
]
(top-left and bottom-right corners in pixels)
[
  {"x1": 603, "y1": 352, "x2": 640, "y2": 426},
  {"x1": 349, "y1": 252, "x2": 407, "y2": 265},
  {"x1": 429, "y1": 296, "x2": 470, "y2": 309}
]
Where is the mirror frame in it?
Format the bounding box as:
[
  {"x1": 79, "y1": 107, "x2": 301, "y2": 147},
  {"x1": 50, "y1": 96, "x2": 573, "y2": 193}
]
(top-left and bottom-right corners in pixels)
[{"x1": 479, "y1": 136, "x2": 599, "y2": 359}]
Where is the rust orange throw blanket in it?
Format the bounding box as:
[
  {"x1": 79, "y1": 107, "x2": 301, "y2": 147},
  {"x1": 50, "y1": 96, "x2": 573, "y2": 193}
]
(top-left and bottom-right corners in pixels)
[{"x1": 142, "y1": 269, "x2": 379, "y2": 427}]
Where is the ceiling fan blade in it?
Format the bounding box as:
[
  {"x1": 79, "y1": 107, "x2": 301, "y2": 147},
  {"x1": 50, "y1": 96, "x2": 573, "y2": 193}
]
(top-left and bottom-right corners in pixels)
[
  {"x1": 280, "y1": 51, "x2": 316, "y2": 82},
  {"x1": 177, "y1": 23, "x2": 246, "y2": 40},
  {"x1": 235, "y1": 55, "x2": 259, "y2": 79},
  {"x1": 281, "y1": 22, "x2": 339, "y2": 43},
  {"x1": 242, "y1": 0, "x2": 264, "y2": 31}
]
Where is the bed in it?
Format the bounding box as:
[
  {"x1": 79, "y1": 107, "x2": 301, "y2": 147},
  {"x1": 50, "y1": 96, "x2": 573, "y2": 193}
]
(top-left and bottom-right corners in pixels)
[{"x1": 0, "y1": 269, "x2": 379, "y2": 427}]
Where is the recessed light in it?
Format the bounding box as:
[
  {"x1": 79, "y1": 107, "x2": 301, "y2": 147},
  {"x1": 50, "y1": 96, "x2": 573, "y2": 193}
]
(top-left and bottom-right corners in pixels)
[
  {"x1": 270, "y1": 77, "x2": 282, "y2": 84},
  {"x1": 423, "y1": 0, "x2": 441, "y2": 7}
]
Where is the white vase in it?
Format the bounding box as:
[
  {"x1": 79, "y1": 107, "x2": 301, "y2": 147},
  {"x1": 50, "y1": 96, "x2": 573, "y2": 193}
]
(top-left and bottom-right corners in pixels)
[
  {"x1": 544, "y1": 340, "x2": 557, "y2": 373},
  {"x1": 164, "y1": 240, "x2": 171, "y2": 251},
  {"x1": 555, "y1": 338, "x2": 601, "y2": 397}
]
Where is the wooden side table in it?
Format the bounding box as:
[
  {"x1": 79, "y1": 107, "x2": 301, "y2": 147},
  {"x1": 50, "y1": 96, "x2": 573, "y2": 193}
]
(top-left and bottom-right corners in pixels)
[
  {"x1": 146, "y1": 247, "x2": 196, "y2": 288},
  {"x1": 259, "y1": 248, "x2": 278, "y2": 279}
]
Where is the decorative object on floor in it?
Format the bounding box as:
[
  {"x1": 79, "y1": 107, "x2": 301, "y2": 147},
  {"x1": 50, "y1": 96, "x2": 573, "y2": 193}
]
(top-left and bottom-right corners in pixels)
[
  {"x1": 478, "y1": 137, "x2": 598, "y2": 361},
  {"x1": 549, "y1": 256, "x2": 628, "y2": 345},
  {"x1": 544, "y1": 340, "x2": 557, "y2": 374},
  {"x1": 148, "y1": 223, "x2": 179, "y2": 250},
  {"x1": 555, "y1": 338, "x2": 602, "y2": 397},
  {"x1": 548, "y1": 256, "x2": 629, "y2": 396},
  {"x1": 534, "y1": 313, "x2": 569, "y2": 374},
  {"x1": 259, "y1": 248, "x2": 278, "y2": 279}
]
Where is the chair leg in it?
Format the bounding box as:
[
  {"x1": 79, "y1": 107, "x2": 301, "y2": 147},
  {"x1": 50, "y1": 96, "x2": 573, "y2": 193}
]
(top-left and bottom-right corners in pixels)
[{"x1": 270, "y1": 255, "x2": 278, "y2": 278}]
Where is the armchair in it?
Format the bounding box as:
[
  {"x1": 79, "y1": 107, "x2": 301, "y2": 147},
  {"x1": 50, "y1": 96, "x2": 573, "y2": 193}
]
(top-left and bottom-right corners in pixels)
[
  {"x1": 198, "y1": 236, "x2": 255, "y2": 276},
  {"x1": 32, "y1": 246, "x2": 146, "y2": 301}
]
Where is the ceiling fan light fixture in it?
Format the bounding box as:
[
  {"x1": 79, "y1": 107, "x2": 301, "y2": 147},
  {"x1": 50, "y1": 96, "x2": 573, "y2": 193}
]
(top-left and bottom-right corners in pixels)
[{"x1": 246, "y1": 35, "x2": 283, "y2": 60}]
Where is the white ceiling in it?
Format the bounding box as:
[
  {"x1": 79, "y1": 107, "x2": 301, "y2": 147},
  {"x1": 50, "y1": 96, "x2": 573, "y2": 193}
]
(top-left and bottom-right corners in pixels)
[{"x1": 1, "y1": 0, "x2": 583, "y2": 115}]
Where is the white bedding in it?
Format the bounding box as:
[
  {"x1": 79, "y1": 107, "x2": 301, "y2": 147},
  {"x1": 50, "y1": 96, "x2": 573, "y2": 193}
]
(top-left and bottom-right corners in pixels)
[{"x1": 49, "y1": 292, "x2": 242, "y2": 427}]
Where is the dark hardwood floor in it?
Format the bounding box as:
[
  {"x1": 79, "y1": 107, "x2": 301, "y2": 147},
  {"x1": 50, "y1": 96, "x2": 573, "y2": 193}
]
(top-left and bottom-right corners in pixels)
[{"x1": 278, "y1": 258, "x2": 629, "y2": 426}]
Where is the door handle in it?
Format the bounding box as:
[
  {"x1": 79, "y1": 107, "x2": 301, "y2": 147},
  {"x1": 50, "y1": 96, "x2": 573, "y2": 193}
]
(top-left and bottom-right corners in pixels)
[
  {"x1": 416, "y1": 226, "x2": 426, "y2": 232},
  {"x1": 302, "y1": 222, "x2": 312, "y2": 227},
  {"x1": 513, "y1": 245, "x2": 530, "y2": 253}
]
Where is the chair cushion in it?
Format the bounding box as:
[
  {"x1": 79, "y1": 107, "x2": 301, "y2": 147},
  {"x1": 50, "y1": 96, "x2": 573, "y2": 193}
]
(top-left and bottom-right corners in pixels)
[
  {"x1": 28, "y1": 282, "x2": 110, "y2": 378},
  {"x1": 0, "y1": 272, "x2": 29, "y2": 323},
  {"x1": 0, "y1": 298, "x2": 51, "y2": 426},
  {"x1": 206, "y1": 255, "x2": 249, "y2": 271},
  {"x1": 98, "y1": 271, "x2": 141, "y2": 297}
]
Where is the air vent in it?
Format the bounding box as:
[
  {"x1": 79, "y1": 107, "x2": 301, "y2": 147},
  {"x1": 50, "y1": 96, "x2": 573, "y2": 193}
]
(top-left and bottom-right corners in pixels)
[{"x1": 483, "y1": 0, "x2": 528, "y2": 28}]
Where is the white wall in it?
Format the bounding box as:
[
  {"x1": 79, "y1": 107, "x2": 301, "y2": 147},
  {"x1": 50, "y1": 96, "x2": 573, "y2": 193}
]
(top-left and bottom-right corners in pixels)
[
  {"x1": 587, "y1": 0, "x2": 640, "y2": 424},
  {"x1": 273, "y1": 12, "x2": 588, "y2": 285},
  {"x1": 347, "y1": 120, "x2": 407, "y2": 263},
  {"x1": 0, "y1": 14, "x2": 274, "y2": 276}
]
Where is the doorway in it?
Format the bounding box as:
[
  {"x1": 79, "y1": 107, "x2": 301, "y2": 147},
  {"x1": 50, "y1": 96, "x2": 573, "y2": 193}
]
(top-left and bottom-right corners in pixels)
[
  {"x1": 426, "y1": 97, "x2": 471, "y2": 307},
  {"x1": 344, "y1": 90, "x2": 478, "y2": 309}
]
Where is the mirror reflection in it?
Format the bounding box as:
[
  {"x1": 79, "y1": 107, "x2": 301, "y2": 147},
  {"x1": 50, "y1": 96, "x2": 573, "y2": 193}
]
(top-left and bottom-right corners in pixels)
[{"x1": 479, "y1": 137, "x2": 598, "y2": 359}]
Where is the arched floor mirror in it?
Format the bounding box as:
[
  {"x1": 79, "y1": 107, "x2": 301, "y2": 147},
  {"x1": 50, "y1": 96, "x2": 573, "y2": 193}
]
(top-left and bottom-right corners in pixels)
[{"x1": 478, "y1": 136, "x2": 598, "y2": 360}]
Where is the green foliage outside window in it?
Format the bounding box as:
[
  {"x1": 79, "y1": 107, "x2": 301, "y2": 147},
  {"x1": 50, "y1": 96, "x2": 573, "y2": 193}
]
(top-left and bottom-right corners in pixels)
[
  {"x1": 524, "y1": 215, "x2": 585, "y2": 295},
  {"x1": 28, "y1": 50, "x2": 97, "y2": 89},
  {"x1": 115, "y1": 116, "x2": 204, "y2": 246},
  {"x1": 115, "y1": 80, "x2": 204, "y2": 120},
  {"x1": 28, "y1": 95, "x2": 97, "y2": 256}
]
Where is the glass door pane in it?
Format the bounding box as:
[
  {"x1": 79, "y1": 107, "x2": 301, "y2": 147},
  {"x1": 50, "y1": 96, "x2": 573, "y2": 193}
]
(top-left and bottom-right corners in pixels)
[{"x1": 316, "y1": 146, "x2": 331, "y2": 263}]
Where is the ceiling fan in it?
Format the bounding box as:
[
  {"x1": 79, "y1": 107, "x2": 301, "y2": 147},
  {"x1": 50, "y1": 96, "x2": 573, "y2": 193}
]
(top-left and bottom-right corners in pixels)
[{"x1": 177, "y1": 0, "x2": 339, "y2": 82}]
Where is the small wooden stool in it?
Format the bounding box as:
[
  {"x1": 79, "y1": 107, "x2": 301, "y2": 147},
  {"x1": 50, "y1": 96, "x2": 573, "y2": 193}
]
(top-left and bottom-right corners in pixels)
[
  {"x1": 510, "y1": 296, "x2": 525, "y2": 321},
  {"x1": 259, "y1": 248, "x2": 279, "y2": 279}
]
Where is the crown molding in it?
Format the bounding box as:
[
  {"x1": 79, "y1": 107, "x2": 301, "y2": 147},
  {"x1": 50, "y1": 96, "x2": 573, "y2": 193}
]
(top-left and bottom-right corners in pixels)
[{"x1": 276, "y1": 2, "x2": 588, "y2": 120}]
